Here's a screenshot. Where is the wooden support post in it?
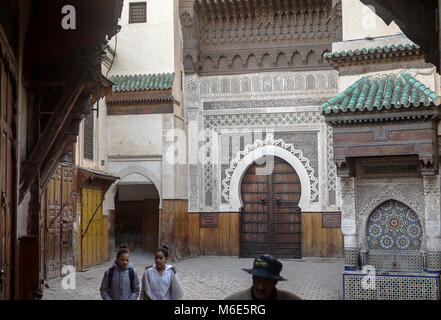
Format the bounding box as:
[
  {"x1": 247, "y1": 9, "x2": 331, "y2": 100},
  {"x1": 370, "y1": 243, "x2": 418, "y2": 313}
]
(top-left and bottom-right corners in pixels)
[{"x1": 26, "y1": 173, "x2": 40, "y2": 238}]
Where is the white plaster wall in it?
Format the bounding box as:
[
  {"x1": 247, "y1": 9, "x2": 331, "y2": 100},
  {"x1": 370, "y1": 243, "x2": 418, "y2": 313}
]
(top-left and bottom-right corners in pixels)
[
  {"x1": 106, "y1": 114, "x2": 163, "y2": 156},
  {"x1": 108, "y1": 0, "x2": 175, "y2": 75},
  {"x1": 342, "y1": 0, "x2": 402, "y2": 41}
]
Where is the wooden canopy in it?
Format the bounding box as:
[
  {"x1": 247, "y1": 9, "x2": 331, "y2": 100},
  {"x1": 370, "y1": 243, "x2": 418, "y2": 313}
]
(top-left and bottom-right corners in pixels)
[
  {"x1": 359, "y1": 0, "x2": 440, "y2": 73},
  {"x1": 19, "y1": 0, "x2": 123, "y2": 200}
]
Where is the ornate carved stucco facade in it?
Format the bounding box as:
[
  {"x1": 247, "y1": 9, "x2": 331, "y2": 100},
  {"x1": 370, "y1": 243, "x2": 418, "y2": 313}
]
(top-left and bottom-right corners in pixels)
[
  {"x1": 181, "y1": 0, "x2": 343, "y2": 215},
  {"x1": 184, "y1": 71, "x2": 340, "y2": 213}
]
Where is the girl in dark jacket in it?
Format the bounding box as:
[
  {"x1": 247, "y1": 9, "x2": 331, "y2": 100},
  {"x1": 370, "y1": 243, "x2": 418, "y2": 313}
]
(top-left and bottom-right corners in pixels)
[{"x1": 100, "y1": 244, "x2": 140, "y2": 300}]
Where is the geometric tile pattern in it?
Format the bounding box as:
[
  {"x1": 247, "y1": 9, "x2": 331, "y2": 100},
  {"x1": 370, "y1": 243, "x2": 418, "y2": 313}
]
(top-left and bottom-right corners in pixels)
[
  {"x1": 366, "y1": 252, "x2": 424, "y2": 272},
  {"x1": 326, "y1": 125, "x2": 337, "y2": 205},
  {"x1": 425, "y1": 252, "x2": 441, "y2": 272},
  {"x1": 343, "y1": 272, "x2": 440, "y2": 300},
  {"x1": 345, "y1": 248, "x2": 360, "y2": 266},
  {"x1": 367, "y1": 200, "x2": 422, "y2": 251}
]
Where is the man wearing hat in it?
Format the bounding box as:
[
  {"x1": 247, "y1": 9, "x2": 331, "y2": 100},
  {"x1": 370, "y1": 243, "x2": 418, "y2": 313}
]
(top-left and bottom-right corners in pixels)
[{"x1": 225, "y1": 255, "x2": 301, "y2": 300}]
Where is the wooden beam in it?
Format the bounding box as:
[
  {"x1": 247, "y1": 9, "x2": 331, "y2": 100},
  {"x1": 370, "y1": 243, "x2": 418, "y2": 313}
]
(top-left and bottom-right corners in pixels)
[
  {"x1": 39, "y1": 135, "x2": 70, "y2": 193},
  {"x1": 39, "y1": 96, "x2": 90, "y2": 193},
  {"x1": 19, "y1": 68, "x2": 88, "y2": 199}
]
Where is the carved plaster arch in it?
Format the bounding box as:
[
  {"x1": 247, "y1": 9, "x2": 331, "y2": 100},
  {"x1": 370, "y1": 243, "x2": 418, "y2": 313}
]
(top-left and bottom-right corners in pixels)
[
  {"x1": 202, "y1": 56, "x2": 215, "y2": 72},
  {"x1": 223, "y1": 138, "x2": 318, "y2": 212},
  {"x1": 358, "y1": 184, "x2": 425, "y2": 252},
  {"x1": 276, "y1": 52, "x2": 288, "y2": 68},
  {"x1": 217, "y1": 56, "x2": 229, "y2": 72},
  {"x1": 231, "y1": 55, "x2": 244, "y2": 71},
  {"x1": 295, "y1": 75, "x2": 305, "y2": 90},
  {"x1": 113, "y1": 165, "x2": 162, "y2": 209},
  {"x1": 184, "y1": 55, "x2": 195, "y2": 70},
  {"x1": 261, "y1": 52, "x2": 273, "y2": 68},
  {"x1": 246, "y1": 54, "x2": 259, "y2": 70},
  {"x1": 180, "y1": 11, "x2": 192, "y2": 27},
  {"x1": 291, "y1": 51, "x2": 302, "y2": 66},
  {"x1": 221, "y1": 79, "x2": 231, "y2": 93},
  {"x1": 306, "y1": 50, "x2": 318, "y2": 65},
  {"x1": 306, "y1": 74, "x2": 316, "y2": 89}
]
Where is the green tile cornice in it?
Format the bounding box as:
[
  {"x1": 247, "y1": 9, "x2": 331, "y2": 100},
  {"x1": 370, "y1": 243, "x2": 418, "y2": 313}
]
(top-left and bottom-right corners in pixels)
[
  {"x1": 110, "y1": 73, "x2": 175, "y2": 92},
  {"x1": 322, "y1": 72, "x2": 441, "y2": 115},
  {"x1": 326, "y1": 43, "x2": 421, "y2": 59}
]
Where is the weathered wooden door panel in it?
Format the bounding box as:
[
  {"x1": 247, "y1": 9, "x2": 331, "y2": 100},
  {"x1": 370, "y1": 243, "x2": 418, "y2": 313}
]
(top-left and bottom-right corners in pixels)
[
  {"x1": 240, "y1": 163, "x2": 271, "y2": 257},
  {"x1": 0, "y1": 60, "x2": 14, "y2": 300},
  {"x1": 142, "y1": 199, "x2": 159, "y2": 252},
  {"x1": 41, "y1": 163, "x2": 75, "y2": 279},
  {"x1": 45, "y1": 168, "x2": 62, "y2": 279},
  {"x1": 270, "y1": 158, "x2": 302, "y2": 258},
  {"x1": 240, "y1": 157, "x2": 302, "y2": 259},
  {"x1": 80, "y1": 188, "x2": 106, "y2": 270},
  {"x1": 60, "y1": 165, "x2": 73, "y2": 267}
]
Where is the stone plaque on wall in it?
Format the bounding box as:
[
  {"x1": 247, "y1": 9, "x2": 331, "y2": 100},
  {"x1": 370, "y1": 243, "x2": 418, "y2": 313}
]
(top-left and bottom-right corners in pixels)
[
  {"x1": 322, "y1": 213, "x2": 341, "y2": 228},
  {"x1": 200, "y1": 213, "x2": 218, "y2": 228}
]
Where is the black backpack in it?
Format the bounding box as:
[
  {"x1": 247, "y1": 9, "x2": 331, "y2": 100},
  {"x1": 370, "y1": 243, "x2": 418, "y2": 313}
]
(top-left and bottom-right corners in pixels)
[{"x1": 108, "y1": 266, "x2": 135, "y2": 289}]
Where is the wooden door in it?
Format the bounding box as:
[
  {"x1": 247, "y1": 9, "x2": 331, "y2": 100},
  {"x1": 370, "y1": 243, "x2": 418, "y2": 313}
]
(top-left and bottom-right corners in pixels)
[
  {"x1": 60, "y1": 165, "x2": 74, "y2": 267},
  {"x1": 240, "y1": 156, "x2": 302, "y2": 259},
  {"x1": 44, "y1": 167, "x2": 62, "y2": 279},
  {"x1": 142, "y1": 199, "x2": 159, "y2": 252},
  {"x1": 0, "y1": 58, "x2": 15, "y2": 299},
  {"x1": 42, "y1": 163, "x2": 75, "y2": 279},
  {"x1": 80, "y1": 188, "x2": 104, "y2": 270}
]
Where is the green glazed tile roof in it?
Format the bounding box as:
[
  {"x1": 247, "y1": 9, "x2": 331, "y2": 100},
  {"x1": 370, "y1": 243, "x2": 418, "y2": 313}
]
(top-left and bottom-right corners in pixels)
[
  {"x1": 110, "y1": 73, "x2": 175, "y2": 92},
  {"x1": 322, "y1": 72, "x2": 441, "y2": 114},
  {"x1": 325, "y1": 43, "x2": 420, "y2": 59}
]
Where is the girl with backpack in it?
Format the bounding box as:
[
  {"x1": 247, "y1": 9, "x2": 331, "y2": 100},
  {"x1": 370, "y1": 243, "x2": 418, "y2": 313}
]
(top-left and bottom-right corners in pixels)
[
  {"x1": 100, "y1": 244, "x2": 140, "y2": 300},
  {"x1": 140, "y1": 245, "x2": 183, "y2": 300}
]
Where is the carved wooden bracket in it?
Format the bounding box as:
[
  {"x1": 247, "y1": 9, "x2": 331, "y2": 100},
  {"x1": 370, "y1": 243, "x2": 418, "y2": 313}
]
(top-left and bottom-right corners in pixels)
[
  {"x1": 336, "y1": 159, "x2": 355, "y2": 178},
  {"x1": 420, "y1": 157, "x2": 439, "y2": 176}
]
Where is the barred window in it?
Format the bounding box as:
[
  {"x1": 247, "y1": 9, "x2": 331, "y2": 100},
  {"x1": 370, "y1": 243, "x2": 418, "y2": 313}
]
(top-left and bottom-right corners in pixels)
[
  {"x1": 129, "y1": 2, "x2": 147, "y2": 24},
  {"x1": 83, "y1": 113, "x2": 94, "y2": 161}
]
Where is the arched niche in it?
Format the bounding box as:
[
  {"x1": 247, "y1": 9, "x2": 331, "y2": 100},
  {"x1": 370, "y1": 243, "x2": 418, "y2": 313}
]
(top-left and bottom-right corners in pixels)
[{"x1": 366, "y1": 200, "x2": 423, "y2": 251}]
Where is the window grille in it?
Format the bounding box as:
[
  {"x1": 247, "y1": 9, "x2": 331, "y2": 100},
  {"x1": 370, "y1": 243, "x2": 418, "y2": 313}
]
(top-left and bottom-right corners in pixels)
[
  {"x1": 129, "y1": 2, "x2": 147, "y2": 24},
  {"x1": 83, "y1": 113, "x2": 94, "y2": 160}
]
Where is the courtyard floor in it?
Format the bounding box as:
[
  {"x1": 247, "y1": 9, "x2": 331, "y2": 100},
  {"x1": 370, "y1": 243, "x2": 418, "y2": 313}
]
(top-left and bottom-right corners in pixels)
[{"x1": 42, "y1": 252, "x2": 345, "y2": 300}]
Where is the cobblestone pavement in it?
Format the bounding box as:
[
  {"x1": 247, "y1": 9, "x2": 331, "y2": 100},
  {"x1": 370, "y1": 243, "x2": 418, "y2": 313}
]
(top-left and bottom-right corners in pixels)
[{"x1": 42, "y1": 253, "x2": 344, "y2": 300}]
